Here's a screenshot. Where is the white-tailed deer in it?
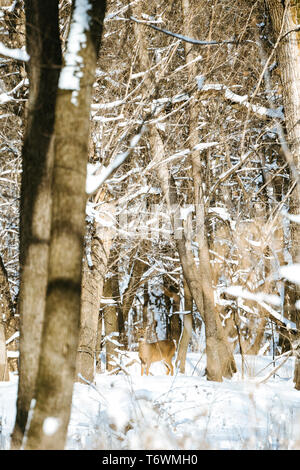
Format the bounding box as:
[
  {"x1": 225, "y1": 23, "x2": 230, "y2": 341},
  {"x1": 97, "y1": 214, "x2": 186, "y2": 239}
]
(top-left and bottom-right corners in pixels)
[{"x1": 138, "y1": 337, "x2": 176, "y2": 376}]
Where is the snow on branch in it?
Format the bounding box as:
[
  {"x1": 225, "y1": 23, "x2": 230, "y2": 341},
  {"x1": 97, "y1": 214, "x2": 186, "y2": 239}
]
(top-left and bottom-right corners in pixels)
[
  {"x1": 58, "y1": 0, "x2": 92, "y2": 106},
  {"x1": 225, "y1": 286, "x2": 281, "y2": 307},
  {"x1": 146, "y1": 142, "x2": 220, "y2": 171},
  {"x1": 6, "y1": 331, "x2": 19, "y2": 345},
  {"x1": 224, "y1": 87, "x2": 284, "y2": 120},
  {"x1": 91, "y1": 91, "x2": 190, "y2": 115},
  {"x1": 198, "y1": 81, "x2": 284, "y2": 121},
  {"x1": 105, "y1": 1, "x2": 142, "y2": 22},
  {"x1": 0, "y1": 78, "x2": 28, "y2": 104},
  {"x1": 86, "y1": 125, "x2": 145, "y2": 195},
  {"x1": 279, "y1": 264, "x2": 300, "y2": 286},
  {"x1": 0, "y1": 41, "x2": 29, "y2": 62},
  {"x1": 224, "y1": 285, "x2": 297, "y2": 332},
  {"x1": 281, "y1": 211, "x2": 300, "y2": 224}
]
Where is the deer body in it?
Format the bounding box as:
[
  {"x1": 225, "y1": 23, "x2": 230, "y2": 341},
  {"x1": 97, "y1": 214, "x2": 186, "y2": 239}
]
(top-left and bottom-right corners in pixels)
[{"x1": 138, "y1": 338, "x2": 176, "y2": 376}]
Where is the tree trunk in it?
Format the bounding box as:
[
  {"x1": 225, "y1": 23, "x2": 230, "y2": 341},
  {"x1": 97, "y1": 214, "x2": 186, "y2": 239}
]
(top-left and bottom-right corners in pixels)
[
  {"x1": 122, "y1": 251, "x2": 148, "y2": 342},
  {"x1": 103, "y1": 273, "x2": 120, "y2": 372},
  {"x1": 142, "y1": 281, "x2": 149, "y2": 329},
  {"x1": 132, "y1": 0, "x2": 236, "y2": 381},
  {"x1": 167, "y1": 282, "x2": 182, "y2": 345},
  {"x1": 76, "y1": 203, "x2": 115, "y2": 383},
  {"x1": 95, "y1": 311, "x2": 103, "y2": 373},
  {"x1": 181, "y1": 0, "x2": 237, "y2": 380},
  {"x1": 23, "y1": 0, "x2": 107, "y2": 450},
  {"x1": 170, "y1": 314, "x2": 182, "y2": 345},
  {"x1": 0, "y1": 321, "x2": 8, "y2": 381},
  {"x1": 11, "y1": 0, "x2": 62, "y2": 449},
  {"x1": 150, "y1": 104, "x2": 236, "y2": 381},
  {"x1": 176, "y1": 279, "x2": 193, "y2": 374},
  {"x1": 169, "y1": 174, "x2": 237, "y2": 381},
  {"x1": 266, "y1": 0, "x2": 300, "y2": 389}
]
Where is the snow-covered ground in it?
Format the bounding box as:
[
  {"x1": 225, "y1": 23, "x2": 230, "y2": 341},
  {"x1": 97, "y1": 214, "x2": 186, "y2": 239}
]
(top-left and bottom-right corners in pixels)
[{"x1": 1, "y1": 353, "x2": 300, "y2": 450}]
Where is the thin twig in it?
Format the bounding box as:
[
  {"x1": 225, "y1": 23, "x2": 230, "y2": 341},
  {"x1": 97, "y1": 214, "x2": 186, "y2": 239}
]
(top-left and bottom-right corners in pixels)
[{"x1": 258, "y1": 350, "x2": 292, "y2": 384}]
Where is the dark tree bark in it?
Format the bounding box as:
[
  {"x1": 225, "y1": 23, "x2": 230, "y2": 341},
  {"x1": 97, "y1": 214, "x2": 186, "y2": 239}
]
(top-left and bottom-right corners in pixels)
[
  {"x1": 11, "y1": 0, "x2": 62, "y2": 449},
  {"x1": 21, "y1": 0, "x2": 107, "y2": 450},
  {"x1": 164, "y1": 281, "x2": 182, "y2": 344}
]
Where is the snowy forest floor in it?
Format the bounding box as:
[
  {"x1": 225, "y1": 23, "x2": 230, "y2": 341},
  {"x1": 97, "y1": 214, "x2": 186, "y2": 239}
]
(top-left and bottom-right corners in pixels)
[{"x1": 1, "y1": 353, "x2": 300, "y2": 450}]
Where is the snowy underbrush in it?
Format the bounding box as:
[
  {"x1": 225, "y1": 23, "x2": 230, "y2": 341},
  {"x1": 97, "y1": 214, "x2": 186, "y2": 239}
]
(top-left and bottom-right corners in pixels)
[{"x1": 1, "y1": 353, "x2": 300, "y2": 450}]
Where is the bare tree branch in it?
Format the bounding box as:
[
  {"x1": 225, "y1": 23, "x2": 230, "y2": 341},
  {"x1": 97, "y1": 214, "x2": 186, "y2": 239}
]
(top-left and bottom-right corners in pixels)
[{"x1": 129, "y1": 16, "x2": 254, "y2": 46}]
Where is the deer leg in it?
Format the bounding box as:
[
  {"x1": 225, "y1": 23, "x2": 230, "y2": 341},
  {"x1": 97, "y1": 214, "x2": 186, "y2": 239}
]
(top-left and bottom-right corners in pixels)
[
  {"x1": 164, "y1": 361, "x2": 173, "y2": 376},
  {"x1": 164, "y1": 361, "x2": 170, "y2": 375}
]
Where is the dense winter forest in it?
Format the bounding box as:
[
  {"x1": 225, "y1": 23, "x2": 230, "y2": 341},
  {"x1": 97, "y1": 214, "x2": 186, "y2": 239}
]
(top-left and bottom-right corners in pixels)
[{"x1": 0, "y1": 0, "x2": 300, "y2": 452}]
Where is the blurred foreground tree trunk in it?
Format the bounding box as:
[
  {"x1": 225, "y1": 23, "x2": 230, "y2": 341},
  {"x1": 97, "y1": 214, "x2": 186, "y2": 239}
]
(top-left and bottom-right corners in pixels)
[
  {"x1": 11, "y1": 0, "x2": 107, "y2": 450},
  {"x1": 266, "y1": 0, "x2": 300, "y2": 389},
  {"x1": 11, "y1": 0, "x2": 62, "y2": 449}
]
